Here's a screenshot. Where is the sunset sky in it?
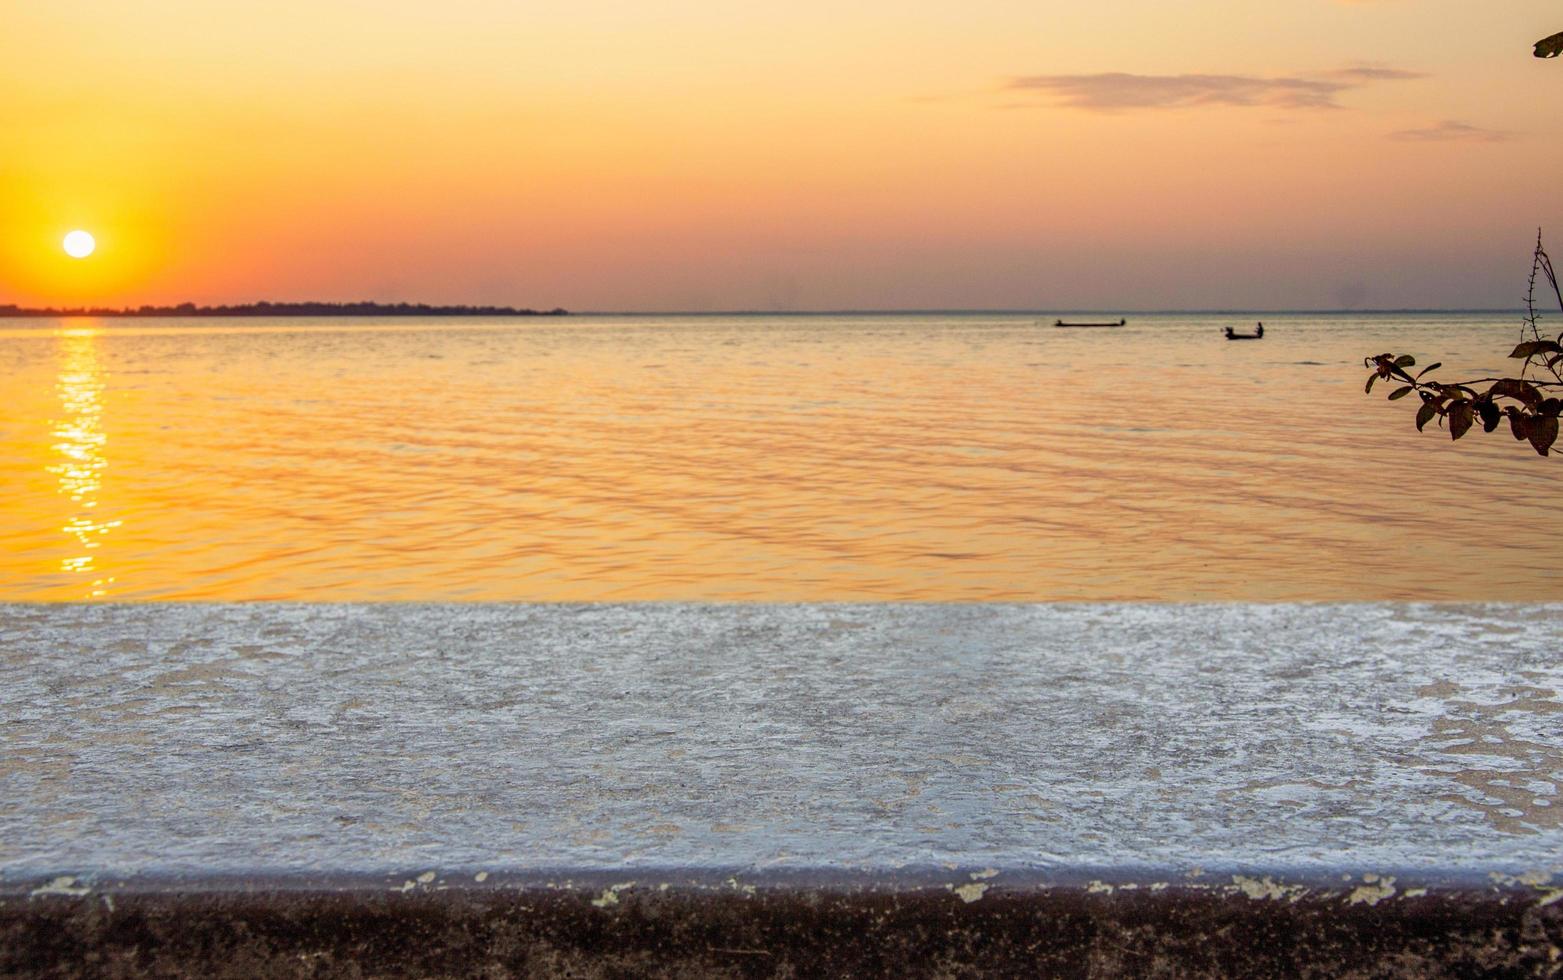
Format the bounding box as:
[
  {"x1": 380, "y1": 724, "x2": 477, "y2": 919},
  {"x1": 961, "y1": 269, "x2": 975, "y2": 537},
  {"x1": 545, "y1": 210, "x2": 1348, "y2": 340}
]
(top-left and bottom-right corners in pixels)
[{"x1": 3, "y1": 0, "x2": 1560, "y2": 311}]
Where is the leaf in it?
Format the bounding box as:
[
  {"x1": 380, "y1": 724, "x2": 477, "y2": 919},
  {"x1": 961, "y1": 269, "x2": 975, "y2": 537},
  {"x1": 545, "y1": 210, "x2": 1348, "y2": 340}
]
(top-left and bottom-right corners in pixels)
[
  {"x1": 1537, "y1": 30, "x2": 1563, "y2": 58},
  {"x1": 1415, "y1": 402, "x2": 1437, "y2": 432},
  {"x1": 1393, "y1": 354, "x2": 1416, "y2": 368},
  {"x1": 1509, "y1": 409, "x2": 1532, "y2": 442},
  {"x1": 1479, "y1": 400, "x2": 1501, "y2": 432},
  {"x1": 1491, "y1": 379, "x2": 1545, "y2": 408},
  {"x1": 1388, "y1": 385, "x2": 1413, "y2": 400},
  {"x1": 1416, "y1": 362, "x2": 1442, "y2": 378},
  {"x1": 1510, "y1": 340, "x2": 1563, "y2": 359},
  {"x1": 1529, "y1": 415, "x2": 1558, "y2": 456},
  {"x1": 1449, "y1": 401, "x2": 1474, "y2": 441},
  {"x1": 1365, "y1": 374, "x2": 1378, "y2": 395}
]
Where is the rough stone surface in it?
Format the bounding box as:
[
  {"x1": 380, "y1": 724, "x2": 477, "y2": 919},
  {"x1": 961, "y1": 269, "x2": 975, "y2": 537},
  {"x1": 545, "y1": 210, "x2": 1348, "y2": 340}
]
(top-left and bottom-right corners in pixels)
[
  {"x1": 3, "y1": 603, "x2": 1563, "y2": 976},
  {"x1": 7, "y1": 884, "x2": 1563, "y2": 979}
]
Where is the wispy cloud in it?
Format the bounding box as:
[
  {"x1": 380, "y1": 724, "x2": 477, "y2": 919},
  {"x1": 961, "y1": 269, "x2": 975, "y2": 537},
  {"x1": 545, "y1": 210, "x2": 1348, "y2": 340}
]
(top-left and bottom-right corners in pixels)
[
  {"x1": 1321, "y1": 66, "x2": 1426, "y2": 82},
  {"x1": 1003, "y1": 67, "x2": 1423, "y2": 113},
  {"x1": 1388, "y1": 119, "x2": 1513, "y2": 142}
]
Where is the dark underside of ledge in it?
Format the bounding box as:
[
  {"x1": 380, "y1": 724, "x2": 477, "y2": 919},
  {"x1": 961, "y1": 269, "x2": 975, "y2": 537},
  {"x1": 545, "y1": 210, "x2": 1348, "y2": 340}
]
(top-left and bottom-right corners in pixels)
[{"x1": 5, "y1": 880, "x2": 1562, "y2": 979}]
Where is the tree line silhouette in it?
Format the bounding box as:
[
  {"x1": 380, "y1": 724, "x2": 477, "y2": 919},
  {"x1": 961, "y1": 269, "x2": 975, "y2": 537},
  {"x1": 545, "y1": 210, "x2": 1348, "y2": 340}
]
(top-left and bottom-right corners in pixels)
[{"x1": 0, "y1": 301, "x2": 567, "y2": 318}]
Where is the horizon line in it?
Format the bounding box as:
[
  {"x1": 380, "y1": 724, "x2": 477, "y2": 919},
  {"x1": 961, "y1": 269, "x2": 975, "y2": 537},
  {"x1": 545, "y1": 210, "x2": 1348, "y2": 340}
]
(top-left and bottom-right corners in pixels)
[
  {"x1": 575, "y1": 307, "x2": 1529, "y2": 316},
  {"x1": 0, "y1": 304, "x2": 1532, "y2": 318}
]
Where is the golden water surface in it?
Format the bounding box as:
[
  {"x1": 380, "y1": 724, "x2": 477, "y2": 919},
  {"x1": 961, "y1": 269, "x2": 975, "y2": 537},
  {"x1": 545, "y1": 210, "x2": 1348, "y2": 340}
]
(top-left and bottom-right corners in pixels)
[{"x1": 0, "y1": 313, "x2": 1556, "y2": 601}]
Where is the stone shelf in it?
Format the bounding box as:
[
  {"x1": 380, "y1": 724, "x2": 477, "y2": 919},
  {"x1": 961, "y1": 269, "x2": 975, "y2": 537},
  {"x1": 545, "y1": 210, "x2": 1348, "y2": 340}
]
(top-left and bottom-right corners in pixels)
[{"x1": 3, "y1": 603, "x2": 1561, "y2": 975}]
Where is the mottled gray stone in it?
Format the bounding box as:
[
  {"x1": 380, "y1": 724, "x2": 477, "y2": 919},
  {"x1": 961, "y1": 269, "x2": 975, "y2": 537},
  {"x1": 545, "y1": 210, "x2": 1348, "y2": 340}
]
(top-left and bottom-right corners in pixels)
[{"x1": 2, "y1": 603, "x2": 1561, "y2": 896}]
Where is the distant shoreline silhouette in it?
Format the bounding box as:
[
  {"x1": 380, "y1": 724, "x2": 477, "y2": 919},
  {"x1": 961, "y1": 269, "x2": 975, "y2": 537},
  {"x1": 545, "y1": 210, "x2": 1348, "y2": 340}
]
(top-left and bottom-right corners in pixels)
[{"x1": 0, "y1": 301, "x2": 567, "y2": 318}]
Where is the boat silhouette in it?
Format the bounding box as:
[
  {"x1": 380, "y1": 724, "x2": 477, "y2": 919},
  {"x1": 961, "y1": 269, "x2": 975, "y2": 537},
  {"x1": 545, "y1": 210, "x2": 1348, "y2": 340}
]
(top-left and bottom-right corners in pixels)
[
  {"x1": 1053, "y1": 318, "x2": 1126, "y2": 328},
  {"x1": 1224, "y1": 323, "x2": 1265, "y2": 341}
]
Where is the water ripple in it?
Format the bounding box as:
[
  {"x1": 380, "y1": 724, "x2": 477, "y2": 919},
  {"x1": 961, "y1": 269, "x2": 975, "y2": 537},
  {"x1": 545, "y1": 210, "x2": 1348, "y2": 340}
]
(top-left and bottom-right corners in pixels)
[{"x1": 0, "y1": 313, "x2": 1554, "y2": 600}]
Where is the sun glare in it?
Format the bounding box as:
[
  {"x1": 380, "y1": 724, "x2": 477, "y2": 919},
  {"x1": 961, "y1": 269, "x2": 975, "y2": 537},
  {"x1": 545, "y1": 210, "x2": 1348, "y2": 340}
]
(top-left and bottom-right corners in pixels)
[{"x1": 63, "y1": 230, "x2": 96, "y2": 259}]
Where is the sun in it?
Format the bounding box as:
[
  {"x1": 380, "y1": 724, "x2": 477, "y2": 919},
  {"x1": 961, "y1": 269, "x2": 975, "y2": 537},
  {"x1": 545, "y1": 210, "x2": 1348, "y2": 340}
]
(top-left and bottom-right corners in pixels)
[{"x1": 63, "y1": 230, "x2": 96, "y2": 259}]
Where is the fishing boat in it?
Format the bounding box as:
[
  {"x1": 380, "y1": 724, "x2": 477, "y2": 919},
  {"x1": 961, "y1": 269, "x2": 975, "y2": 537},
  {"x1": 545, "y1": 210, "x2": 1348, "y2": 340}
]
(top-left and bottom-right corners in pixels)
[
  {"x1": 1053, "y1": 318, "x2": 1126, "y2": 328},
  {"x1": 1224, "y1": 323, "x2": 1264, "y2": 341}
]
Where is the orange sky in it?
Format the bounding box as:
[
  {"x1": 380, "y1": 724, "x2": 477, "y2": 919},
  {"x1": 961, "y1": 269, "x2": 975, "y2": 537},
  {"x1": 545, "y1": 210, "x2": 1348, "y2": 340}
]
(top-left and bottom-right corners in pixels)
[{"x1": 2, "y1": 0, "x2": 1560, "y2": 311}]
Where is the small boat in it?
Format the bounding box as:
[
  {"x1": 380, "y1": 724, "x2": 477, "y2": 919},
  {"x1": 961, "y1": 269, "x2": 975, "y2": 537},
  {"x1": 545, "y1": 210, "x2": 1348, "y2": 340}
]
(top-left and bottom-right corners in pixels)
[
  {"x1": 1224, "y1": 323, "x2": 1264, "y2": 341},
  {"x1": 1054, "y1": 318, "x2": 1126, "y2": 328}
]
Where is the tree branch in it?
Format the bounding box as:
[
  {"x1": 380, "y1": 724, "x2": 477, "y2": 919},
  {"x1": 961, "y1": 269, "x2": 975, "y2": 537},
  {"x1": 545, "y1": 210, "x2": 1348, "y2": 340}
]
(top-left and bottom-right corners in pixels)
[{"x1": 1363, "y1": 236, "x2": 1563, "y2": 456}]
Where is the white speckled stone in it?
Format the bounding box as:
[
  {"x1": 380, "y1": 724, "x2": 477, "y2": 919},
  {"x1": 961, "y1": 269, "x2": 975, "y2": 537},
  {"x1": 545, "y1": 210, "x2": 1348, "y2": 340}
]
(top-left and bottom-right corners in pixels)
[{"x1": 1, "y1": 604, "x2": 1560, "y2": 887}]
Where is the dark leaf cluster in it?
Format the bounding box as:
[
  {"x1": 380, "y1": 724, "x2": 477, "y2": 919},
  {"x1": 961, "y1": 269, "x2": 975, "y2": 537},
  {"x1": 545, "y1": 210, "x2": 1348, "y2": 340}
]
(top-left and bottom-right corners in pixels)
[
  {"x1": 1365, "y1": 352, "x2": 1562, "y2": 455},
  {"x1": 1363, "y1": 235, "x2": 1563, "y2": 457}
]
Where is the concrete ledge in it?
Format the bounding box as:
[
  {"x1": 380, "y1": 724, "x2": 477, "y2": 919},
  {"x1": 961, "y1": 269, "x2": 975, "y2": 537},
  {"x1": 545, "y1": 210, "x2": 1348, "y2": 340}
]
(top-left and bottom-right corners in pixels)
[
  {"x1": 6, "y1": 873, "x2": 1562, "y2": 978},
  {"x1": 4, "y1": 603, "x2": 1562, "y2": 975}
]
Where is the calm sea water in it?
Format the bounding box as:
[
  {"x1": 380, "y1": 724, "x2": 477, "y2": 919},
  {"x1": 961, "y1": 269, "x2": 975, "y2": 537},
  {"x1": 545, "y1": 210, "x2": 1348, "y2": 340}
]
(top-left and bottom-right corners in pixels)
[{"x1": 0, "y1": 313, "x2": 1556, "y2": 601}]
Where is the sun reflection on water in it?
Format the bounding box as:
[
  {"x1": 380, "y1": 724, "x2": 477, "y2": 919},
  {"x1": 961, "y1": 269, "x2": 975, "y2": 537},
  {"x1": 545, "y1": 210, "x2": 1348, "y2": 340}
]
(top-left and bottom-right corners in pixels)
[{"x1": 46, "y1": 324, "x2": 119, "y2": 597}]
